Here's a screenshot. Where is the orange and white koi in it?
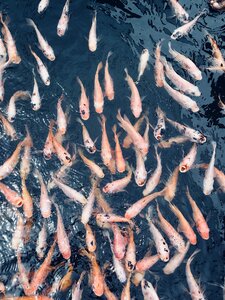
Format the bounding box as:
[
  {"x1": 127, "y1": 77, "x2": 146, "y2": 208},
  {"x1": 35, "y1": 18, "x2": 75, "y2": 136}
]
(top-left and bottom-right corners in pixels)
[
  {"x1": 168, "y1": 42, "x2": 202, "y2": 80},
  {"x1": 143, "y1": 146, "x2": 162, "y2": 196},
  {"x1": 99, "y1": 114, "x2": 112, "y2": 166},
  {"x1": 111, "y1": 223, "x2": 127, "y2": 260},
  {"x1": 179, "y1": 143, "x2": 197, "y2": 173},
  {"x1": 168, "y1": 0, "x2": 189, "y2": 23},
  {"x1": 104, "y1": 51, "x2": 114, "y2": 100},
  {"x1": 146, "y1": 208, "x2": 170, "y2": 262},
  {"x1": 163, "y1": 241, "x2": 190, "y2": 275},
  {"x1": 38, "y1": 0, "x2": 50, "y2": 13},
  {"x1": 77, "y1": 77, "x2": 90, "y2": 120},
  {"x1": 27, "y1": 18, "x2": 55, "y2": 61},
  {"x1": 0, "y1": 140, "x2": 24, "y2": 180},
  {"x1": 125, "y1": 228, "x2": 136, "y2": 272},
  {"x1": 156, "y1": 203, "x2": 186, "y2": 252},
  {"x1": 17, "y1": 251, "x2": 32, "y2": 295},
  {"x1": 31, "y1": 69, "x2": 41, "y2": 111},
  {"x1": 136, "y1": 48, "x2": 149, "y2": 83},
  {"x1": 205, "y1": 31, "x2": 225, "y2": 69},
  {"x1": 125, "y1": 190, "x2": 164, "y2": 219},
  {"x1": 57, "y1": 94, "x2": 67, "y2": 135},
  {"x1": 121, "y1": 273, "x2": 131, "y2": 300},
  {"x1": 43, "y1": 120, "x2": 55, "y2": 159},
  {"x1": 36, "y1": 221, "x2": 47, "y2": 259},
  {"x1": 122, "y1": 115, "x2": 145, "y2": 148},
  {"x1": 163, "y1": 166, "x2": 179, "y2": 202},
  {"x1": 186, "y1": 250, "x2": 206, "y2": 300},
  {"x1": 29, "y1": 46, "x2": 50, "y2": 85},
  {"x1": 94, "y1": 62, "x2": 104, "y2": 113},
  {"x1": 134, "y1": 148, "x2": 147, "y2": 187},
  {"x1": 11, "y1": 210, "x2": 24, "y2": 251},
  {"x1": 78, "y1": 148, "x2": 104, "y2": 178},
  {"x1": 102, "y1": 164, "x2": 132, "y2": 193},
  {"x1": 59, "y1": 263, "x2": 73, "y2": 291},
  {"x1": 161, "y1": 56, "x2": 201, "y2": 97},
  {"x1": 171, "y1": 9, "x2": 207, "y2": 40},
  {"x1": 35, "y1": 169, "x2": 51, "y2": 218},
  {"x1": 71, "y1": 271, "x2": 86, "y2": 300},
  {"x1": 162, "y1": 76, "x2": 199, "y2": 113},
  {"x1": 105, "y1": 231, "x2": 127, "y2": 283},
  {"x1": 21, "y1": 179, "x2": 33, "y2": 219},
  {"x1": 53, "y1": 177, "x2": 87, "y2": 205},
  {"x1": 0, "y1": 13, "x2": 21, "y2": 64},
  {"x1": 28, "y1": 239, "x2": 56, "y2": 295},
  {"x1": 169, "y1": 203, "x2": 197, "y2": 245},
  {"x1": 57, "y1": 0, "x2": 70, "y2": 37},
  {"x1": 117, "y1": 110, "x2": 148, "y2": 157},
  {"x1": 7, "y1": 90, "x2": 31, "y2": 122},
  {"x1": 124, "y1": 68, "x2": 142, "y2": 118},
  {"x1": 85, "y1": 223, "x2": 96, "y2": 252},
  {"x1": 141, "y1": 279, "x2": 159, "y2": 300},
  {"x1": 158, "y1": 135, "x2": 189, "y2": 148},
  {"x1": 186, "y1": 187, "x2": 209, "y2": 240},
  {"x1": 166, "y1": 116, "x2": 207, "y2": 144},
  {"x1": 88, "y1": 11, "x2": 97, "y2": 52},
  {"x1": 95, "y1": 188, "x2": 113, "y2": 213},
  {"x1": 96, "y1": 213, "x2": 134, "y2": 227},
  {"x1": 79, "y1": 249, "x2": 104, "y2": 297},
  {"x1": 53, "y1": 201, "x2": 71, "y2": 259},
  {"x1": 135, "y1": 252, "x2": 159, "y2": 272},
  {"x1": 112, "y1": 125, "x2": 126, "y2": 173},
  {"x1": 203, "y1": 141, "x2": 216, "y2": 195},
  {"x1": 52, "y1": 135, "x2": 72, "y2": 166}
]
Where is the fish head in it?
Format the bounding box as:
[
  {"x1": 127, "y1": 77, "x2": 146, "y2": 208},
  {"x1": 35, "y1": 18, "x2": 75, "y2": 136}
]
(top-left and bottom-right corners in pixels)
[
  {"x1": 102, "y1": 184, "x2": 110, "y2": 193},
  {"x1": 31, "y1": 102, "x2": 41, "y2": 111},
  {"x1": 80, "y1": 109, "x2": 89, "y2": 120},
  {"x1": 198, "y1": 134, "x2": 207, "y2": 144},
  {"x1": 57, "y1": 27, "x2": 64, "y2": 37},
  {"x1": 179, "y1": 164, "x2": 189, "y2": 173},
  {"x1": 180, "y1": 13, "x2": 189, "y2": 23},
  {"x1": 45, "y1": 77, "x2": 51, "y2": 86},
  {"x1": 87, "y1": 146, "x2": 96, "y2": 154},
  {"x1": 171, "y1": 30, "x2": 183, "y2": 40},
  {"x1": 198, "y1": 225, "x2": 210, "y2": 240},
  {"x1": 15, "y1": 197, "x2": 23, "y2": 207},
  {"x1": 135, "y1": 172, "x2": 147, "y2": 187}
]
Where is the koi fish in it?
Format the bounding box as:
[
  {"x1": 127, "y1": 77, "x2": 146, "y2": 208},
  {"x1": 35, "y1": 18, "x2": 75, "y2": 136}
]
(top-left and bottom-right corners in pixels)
[
  {"x1": 179, "y1": 143, "x2": 198, "y2": 173},
  {"x1": 168, "y1": 0, "x2": 189, "y2": 23},
  {"x1": 27, "y1": 18, "x2": 55, "y2": 61},
  {"x1": 154, "y1": 40, "x2": 164, "y2": 87},
  {"x1": 77, "y1": 77, "x2": 90, "y2": 120},
  {"x1": 154, "y1": 107, "x2": 166, "y2": 141},
  {"x1": 134, "y1": 148, "x2": 147, "y2": 187},
  {"x1": 141, "y1": 279, "x2": 159, "y2": 300},
  {"x1": 7, "y1": 90, "x2": 31, "y2": 122},
  {"x1": 57, "y1": 0, "x2": 70, "y2": 37},
  {"x1": 31, "y1": 69, "x2": 41, "y2": 111},
  {"x1": 94, "y1": 62, "x2": 104, "y2": 113},
  {"x1": 136, "y1": 48, "x2": 149, "y2": 83},
  {"x1": 88, "y1": 11, "x2": 97, "y2": 52},
  {"x1": 36, "y1": 221, "x2": 47, "y2": 259},
  {"x1": 78, "y1": 148, "x2": 104, "y2": 178},
  {"x1": 136, "y1": 252, "x2": 159, "y2": 272},
  {"x1": 158, "y1": 135, "x2": 189, "y2": 148},
  {"x1": 71, "y1": 271, "x2": 86, "y2": 300},
  {"x1": 125, "y1": 227, "x2": 136, "y2": 272},
  {"x1": 29, "y1": 46, "x2": 50, "y2": 85},
  {"x1": 112, "y1": 125, "x2": 126, "y2": 173},
  {"x1": 203, "y1": 141, "x2": 216, "y2": 195},
  {"x1": 38, "y1": 0, "x2": 50, "y2": 13},
  {"x1": 85, "y1": 223, "x2": 96, "y2": 252},
  {"x1": 104, "y1": 51, "x2": 114, "y2": 100},
  {"x1": 57, "y1": 94, "x2": 67, "y2": 135},
  {"x1": 122, "y1": 115, "x2": 145, "y2": 148}
]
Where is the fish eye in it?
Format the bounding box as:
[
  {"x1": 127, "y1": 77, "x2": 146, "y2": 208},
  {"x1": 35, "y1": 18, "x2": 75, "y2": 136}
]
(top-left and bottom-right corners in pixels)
[
  {"x1": 10, "y1": 117, "x2": 15, "y2": 122},
  {"x1": 17, "y1": 201, "x2": 23, "y2": 207},
  {"x1": 172, "y1": 31, "x2": 182, "y2": 39}
]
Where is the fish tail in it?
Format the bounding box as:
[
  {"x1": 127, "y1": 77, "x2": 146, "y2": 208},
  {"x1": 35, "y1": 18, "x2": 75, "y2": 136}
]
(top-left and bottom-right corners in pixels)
[
  {"x1": 211, "y1": 140, "x2": 216, "y2": 151},
  {"x1": 124, "y1": 68, "x2": 128, "y2": 78},
  {"x1": 76, "y1": 76, "x2": 82, "y2": 87},
  {"x1": 78, "y1": 248, "x2": 91, "y2": 259},
  {"x1": 26, "y1": 18, "x2": 35, "y2": 28},
  {"x1": 107, "y1": 51, "x2": 113, "y2": 60},
  {"x1": 23, "y1": 125, "x2": 33, "y2": 147},
  {"x1": 76, "y1": 117, "x2": 84, "y2": 126},
  {"x1": 97, "y1": 61, "x2": 103, "y2": 72},
  {"x1": 112, "y1": 124, "x2": 117, "y2": 135},
  {"x1": 187, "y1": 249, "x2": 200, "y2": 266},
  {"x1": 0, "y1": 12, "x2": 3, "y2": 24}
]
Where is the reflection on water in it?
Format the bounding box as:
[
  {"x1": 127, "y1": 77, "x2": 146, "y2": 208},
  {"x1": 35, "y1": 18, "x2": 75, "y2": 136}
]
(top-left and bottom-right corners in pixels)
[{"x1": 0, "y1": 0, "x2": 224, "y2": 299}]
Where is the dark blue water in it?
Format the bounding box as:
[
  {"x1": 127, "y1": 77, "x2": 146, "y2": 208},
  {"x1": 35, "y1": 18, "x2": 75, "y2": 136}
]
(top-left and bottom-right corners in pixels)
[{"x1": 0, "y1": 0, "x2": 224, "y2": 299}]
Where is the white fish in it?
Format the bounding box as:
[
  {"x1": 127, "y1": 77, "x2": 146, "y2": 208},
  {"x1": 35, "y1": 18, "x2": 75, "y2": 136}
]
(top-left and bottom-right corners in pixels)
[
  {"x1": 134, "y1": 148, "x2": 147, "y2": 187},
  {"x1": 168, "y1": 0, "x2": 189, "y2": 23},
  {"x1": 166, "y1": 117, "x2": 207, "y2": 144},
  {"x1": 31, "y1": 69, "x2": 41, "y2": 111},
  {"x1": 38, "y1": 0, "x2": 50, "y2": 13},
  {"x1": 0, "y1": 60, "x2": 10, "y2": 102},
  {"x1": 163, "y1": 242, "x2": 190, "y2": 275},
  {"x1": 154, "y1": 106, "x2": 166, "y2": 141},
  {"x1": 162, "y1": 76, "x2": 199, "y2": 113},
  {"x1": 29, "y1": 46, "x2": 50, "y2": 85},
  {"x1": 77, "y1": 118, "x2": 96, "y2": 154},
  {"x1": 143, "y1": 146, "x2": 162, "y2": 196},
  {"x1": 161, "y1": 56, "x2": 201, "y2": 96},
  {"x1": 124, "y1": 68, "x2": 142, "y2": 118},
  {"x1": 141, "y1": 279, "x2": 159, "y2": 300},
  {"x1": 203, "y1": 141, "x2": 216, "y2": 195},
  {"x1": 179, "y1": 143, "x2": 198, "y2": 173},
  {"x1": 171, "y1": 9, "x2": 207, "y2": 40},
  {"x1": 146, "y1": 208, "x2": 170, "y2": 262},
  {"x1": 7, "y1": 90, "x2": 31, "y2": 122},
  {"x1": 81, "y1": 179, "x2": 97, "y2": 225},
  {"x1": 77, "y1": 77, "x2": 90, "y2": 120},
  {"x1": 168, "y1": 42, "x2": 202, "y2": 80},
  {"x1": 0, "y1": 37, "x2": 7, "y2": 64},
  {"x1": 27, "y1": 18, "x2": 55, "y2": 61},
  {"x1": 36, "y1": 221, "x2": 47, "y2": 259},
  {"x1": 88, "y1": 11, "x2": 97, "y2": 52},
  {"x1": 52, "y1": 177, "x2": 87, "y2": 205},
  {"x1": 57, "y1": 0, "x2": 70, "y2": 37},
  {"x1": 136, "y1": 48, "x2": 149, "y2": 83},
  {"x1": 11, "y1": 211, "x2": 24, "y2": 251},
  {"x1": 104, "y1": 51, "x2": 114, "y2": 100},
  {"x1": 186, "y1": 250, "x2": 206, "y2": 300}
]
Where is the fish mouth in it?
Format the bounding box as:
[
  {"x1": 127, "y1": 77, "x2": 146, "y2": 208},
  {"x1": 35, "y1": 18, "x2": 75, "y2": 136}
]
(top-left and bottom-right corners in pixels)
[
  {"x1": 137, "y1": 179, "x2": 146, "y2": 187},
  {"x1": 16, "y1": 200, "x2": 23, "y2": 207},
  {"x1": 179, "y1": 165, "x2": 188, "y2": 173},
  {"x1": 199, "y1": 136, "x2": 207, "y2": 144},
  {"x1": 156, "y1": 134, "x2": 162, "y2": 141},
  {"x1": 43, "y1": 153, "x2": 52, "y2": 160}
]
